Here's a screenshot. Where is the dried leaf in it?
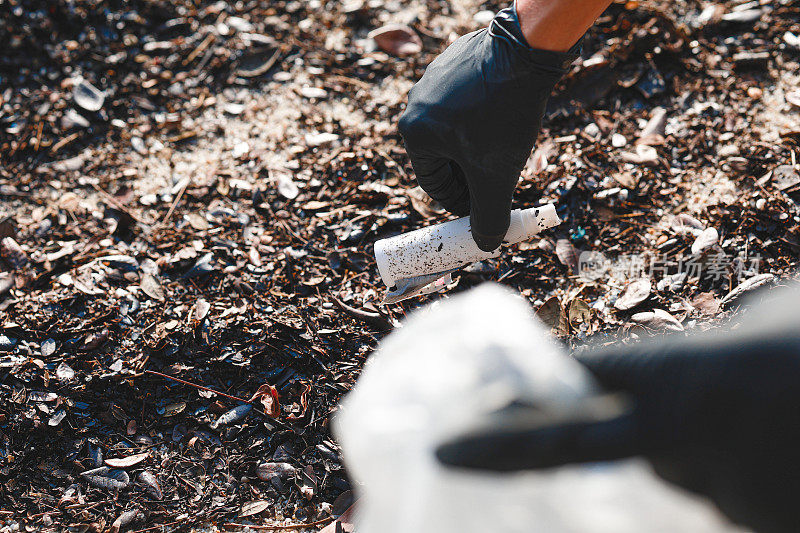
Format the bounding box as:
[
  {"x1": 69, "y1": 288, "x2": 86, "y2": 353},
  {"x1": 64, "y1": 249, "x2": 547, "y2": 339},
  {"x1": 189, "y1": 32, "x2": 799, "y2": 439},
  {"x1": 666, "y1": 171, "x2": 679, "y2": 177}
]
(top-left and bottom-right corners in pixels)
[
  {"x1": 691, "y1": 227, "x2": 719, "y2": 255},
  {"x1": 0, "y1": 218, "x2": 15, "y2": 240},
  {"x1": 138, "y1": 471, "x2": 163, "y2": 500},
  {"x1": 191, "y1": 298, "x2": 211, "y2": 322},
  {"x1": 257, "y1": 462, "x2": 296, "y2": 482},
  {"x1": 236, "y1": 44, "x2": 280, "y2": 78},
  {"x1": 305, "y1": 132, "x2": 339, "y2": 146},
  {"x1": 80, "y1": 329, "x2": 109, "y2": 351},
  {"x1": 55, "y1": 362, "x2": 75, "y2": 381},
  {"x1": 105, "y1": 452, "x2": 149, "y2": 468},
  {"x1": 300, "y1": 86, "x2": 328, "y2": 99},
  {"x1": 240, "y1": 500, "x2": 271, "y2": 517},
  {"x1": 159, "y1": 401, "x2": 186, "y2": 417},
  {"x1": 29, "y1": 391, "x2": 58, "y2": 402},
  {"x1": 39, "y1": 338, "x2": 56, "y2": 358},
  {"x1": 58, "y1": 484, "x2": 82, "y2": 507},
  {"x1": 535, "y1": 297, "x2": 568, "y2": 336},
  {"x1": 555, "y1": 239, "x2": 579, "y2": 272},
  {"x1": 110, "y1": 509, "x2": 143, "y2": 533},
  {"x1": 249, "y1": 384, "x2": 281, "y2": 417},
  {"x1": 296, "y1": 465, "x2": 317, "y2": 500},
  {"x1": 530, "y1": 141, "x2": 555, "y2": 174},
  {"x1": 140, "y1": 273, "x2": 165, "y2": 301},
  {"x1": 721, "y1": 273, "x2": 775, "y2": 306},
  {"x1": 211, "y1": 404, "x2": 252, "y2": 429},
  {"x1": 568, "y1": 298, "x2": 592, "y2": 328},
  {"x1": 407, "y1": 186, "x2": 444, "y2": 219},
  {"x1": 73, "y1": 274, "x2": 103, "y2": 295},
  {"x1": 615, "y1": 278, "x2": 652, "y2": 310},
  {"x1": 621, "y1": 144, "x2": 658, "y2": 165},
  {"x1": 49, "y1": 409, "x2": 67, "y2": 427},
  {"x1": 691, "y1": 292, "x2": 720, "y2": 315},
  {"x1": 82, "y1": 467, "x2": 130, "y2": 490},
  {"x1": 631, "y1": 309, "x2": 684, "y2": 332},
  {"x1": 368, "y1": 24, "x2": 422, "y2": 57},
  {"x1": 637, "y1": 107, "x2": 667, "y2": 145},
  {"x1": 0, "y1": 271, "x2": 13, "y2": 297},
  {"x1": 1, "y1": 237, "x2": 28, "y2": 269},
  {"x1": 671, "y1": 213, "x2": 705, "y2": 235},
  {"x1": 319, "y1": 501, "x2": 357, "y2": 533},
  {"x1": 303, "y1": 200, "x2": 330, "y2": 210},
  {"x1": 613, "y1": 171, "x2": 639, "y2": 189},
  {"x1": 287, "y1": 381, "x2": 311, "y2": 421},
  {"x1": 770, "y1": 165, "x2": 800, "y2": 191}
]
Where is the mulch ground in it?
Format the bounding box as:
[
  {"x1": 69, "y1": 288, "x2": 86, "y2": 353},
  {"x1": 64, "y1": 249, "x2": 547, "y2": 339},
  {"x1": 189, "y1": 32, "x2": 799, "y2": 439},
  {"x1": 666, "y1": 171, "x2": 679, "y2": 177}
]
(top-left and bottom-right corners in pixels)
[{"x1": 1, "y1": 0, "x2": 799, "y2": 530}]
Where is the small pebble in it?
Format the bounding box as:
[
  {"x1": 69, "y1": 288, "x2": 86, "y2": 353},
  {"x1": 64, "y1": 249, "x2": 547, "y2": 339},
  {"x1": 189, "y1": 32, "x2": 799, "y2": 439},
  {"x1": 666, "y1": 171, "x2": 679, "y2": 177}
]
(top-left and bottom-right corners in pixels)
[
  {"x1": 473, "y1": 10, "x2": 495, "y2": 26},
  {"x1": 584, "y1": 123, "x2": 601, "y2": 140},
  {"x1": 747, "y1": 87, "x2": 763, "y2": 98},
  {"x1": 300, "y1": 87, "x2": 328, "y2": 99}
]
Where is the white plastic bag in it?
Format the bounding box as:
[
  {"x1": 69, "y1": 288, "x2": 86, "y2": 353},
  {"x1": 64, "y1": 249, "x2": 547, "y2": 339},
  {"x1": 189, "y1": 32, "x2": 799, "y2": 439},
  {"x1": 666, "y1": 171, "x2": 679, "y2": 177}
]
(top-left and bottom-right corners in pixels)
[{"x1": 334, "y1": 284, "x2": 746, "y2": 533}]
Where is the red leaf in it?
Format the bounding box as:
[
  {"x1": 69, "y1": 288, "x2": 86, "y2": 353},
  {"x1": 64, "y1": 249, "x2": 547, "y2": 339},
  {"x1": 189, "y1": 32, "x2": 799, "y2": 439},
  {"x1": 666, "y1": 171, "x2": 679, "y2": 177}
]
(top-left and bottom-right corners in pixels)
[
  {"x1": 249, "y1": 383, "x2": 281, "y2": 417},
  {"x1": 287, "y1": 381, "x2": 311, "y2": 421}
]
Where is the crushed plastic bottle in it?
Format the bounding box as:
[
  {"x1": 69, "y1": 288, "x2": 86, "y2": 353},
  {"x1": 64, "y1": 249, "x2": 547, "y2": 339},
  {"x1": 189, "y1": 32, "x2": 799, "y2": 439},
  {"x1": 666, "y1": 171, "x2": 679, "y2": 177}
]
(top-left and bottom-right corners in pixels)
[
  {"x1": 334, "y1": 284, "x2": 746, "y2": 533},
  {"x1": 374, "y1": 204, "x2": 561, "y2": 303}
]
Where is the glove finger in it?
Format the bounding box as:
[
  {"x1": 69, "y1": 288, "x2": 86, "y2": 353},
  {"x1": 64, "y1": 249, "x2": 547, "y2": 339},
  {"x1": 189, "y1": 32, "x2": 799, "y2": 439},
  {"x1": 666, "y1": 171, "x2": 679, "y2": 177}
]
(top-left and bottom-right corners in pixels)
[
  {"x1": 435, "y1": 393, "x2": 639, "y2": 471},
  {"x1": 462, "y1": 163, "x2": 520, "y2": 251},
  {"x1": 408, "y1": 152, "x2": 470, "y2": 217},
  {"x1": 399, "y1": 104, "x2": 470, "y2": 216}
]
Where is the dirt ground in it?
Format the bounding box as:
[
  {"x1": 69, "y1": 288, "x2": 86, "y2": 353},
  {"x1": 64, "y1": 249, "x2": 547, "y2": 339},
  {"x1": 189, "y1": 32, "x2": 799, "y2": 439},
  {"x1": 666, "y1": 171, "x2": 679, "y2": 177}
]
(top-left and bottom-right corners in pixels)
[{"x1": 1, "y1": 0, "x2": 800, "y2": 531}]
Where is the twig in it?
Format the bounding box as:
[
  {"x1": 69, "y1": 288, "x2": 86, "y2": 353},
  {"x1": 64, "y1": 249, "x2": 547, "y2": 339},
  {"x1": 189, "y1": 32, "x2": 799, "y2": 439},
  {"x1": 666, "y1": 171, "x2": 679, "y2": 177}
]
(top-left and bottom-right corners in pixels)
[
  {"x1": 130, "y1": 521, "x2": 179, "y2": 533},
  {"x1": 159, "y1": 178, "x2": 191, "y2": 228},
  {"x1": 33, "y1": 122, "x2": 43, "y2": 152},
  {"x1": 376, "y1": 148, "x2": 408, "y2": 180},
  {"x1": 337, "y1": 271, "x2": 369, "y2": 288},
  {"x1": 143, "y1": 370, "x2": 295, "y2": 432},
  {"x1": 326, "y1": 74, "x2": 372, "y2": 91},
  {"x1": 331, "y1": 296, "x2": 394, "y2": 331},
  {"x1": 50, "y1": 132, "x2": 79, "y2": 154},
  {"x1": 144, "y1": 370, "x2": 250, "y2": 404},
  {"x1": 89, "y1": 182, "x2": 148, "y2": 224},
  {"x1": 222, "y1": 517, "x2": 333, "y2": 530},
  {"x1": 158, "y1": 162, "x2": 218, "y2": 228},
  {"x1": 62, "y1": 501, "x2": 104, "y2": 511},
  {"x1": 278, "y1": 220, "x2": 309, "y2": 244},
  {"x1": 184, "y1": 33, "x2": 215, "y2": 66}
]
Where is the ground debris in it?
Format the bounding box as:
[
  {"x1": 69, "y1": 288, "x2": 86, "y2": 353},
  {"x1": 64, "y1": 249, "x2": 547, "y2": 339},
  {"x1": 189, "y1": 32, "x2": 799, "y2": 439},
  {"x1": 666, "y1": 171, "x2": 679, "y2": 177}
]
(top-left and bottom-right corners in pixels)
[{"x1": 1, "y1": 0, "x2": 799, "y2": 530}]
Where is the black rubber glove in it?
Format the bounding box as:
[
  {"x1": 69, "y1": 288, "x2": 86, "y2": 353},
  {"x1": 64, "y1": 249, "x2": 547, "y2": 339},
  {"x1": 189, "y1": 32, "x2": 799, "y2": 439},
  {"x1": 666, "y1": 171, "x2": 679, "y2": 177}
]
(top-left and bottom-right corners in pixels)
[
  {"x1": 436, "y1": 289, "x2": 800, "y2": 533},
  {"x1": 398, "y1": 6, "x2": 579, "y2": 251}
]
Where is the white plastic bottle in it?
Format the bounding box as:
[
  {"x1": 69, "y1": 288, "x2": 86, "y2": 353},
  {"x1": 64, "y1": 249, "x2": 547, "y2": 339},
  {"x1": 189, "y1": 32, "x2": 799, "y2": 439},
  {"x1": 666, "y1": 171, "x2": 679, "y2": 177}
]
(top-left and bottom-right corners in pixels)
[{"x1": 375, "y1": 204, "x2": 561, "y2": 302}]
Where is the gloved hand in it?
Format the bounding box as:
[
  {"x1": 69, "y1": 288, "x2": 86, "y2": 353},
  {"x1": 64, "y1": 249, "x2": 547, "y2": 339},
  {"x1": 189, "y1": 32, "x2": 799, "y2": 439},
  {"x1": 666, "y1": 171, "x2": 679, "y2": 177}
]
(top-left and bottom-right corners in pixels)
[
  {"x1": 436, "y1": 295, "x2": 800, "y2": 533},
  {"x1": 398, "y1": 6, "x2": 579, "y2": 251}
]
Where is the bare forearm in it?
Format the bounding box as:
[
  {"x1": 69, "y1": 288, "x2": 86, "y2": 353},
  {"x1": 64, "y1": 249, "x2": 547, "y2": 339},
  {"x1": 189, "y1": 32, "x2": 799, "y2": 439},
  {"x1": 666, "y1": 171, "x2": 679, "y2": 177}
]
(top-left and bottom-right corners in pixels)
[{"x1": 515, "y1": 0, "x2": 612, "y2": 51}]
